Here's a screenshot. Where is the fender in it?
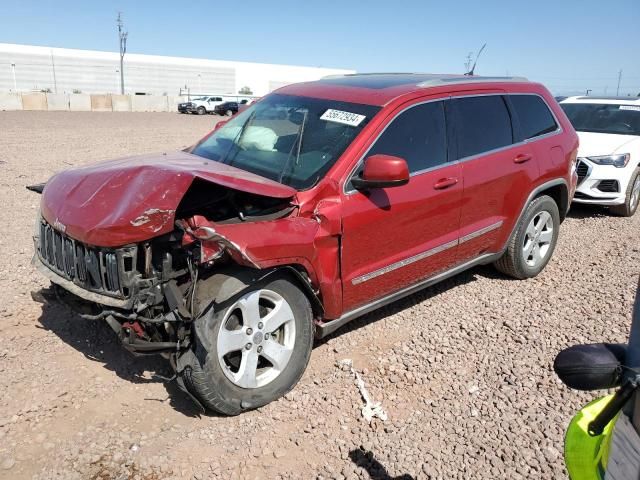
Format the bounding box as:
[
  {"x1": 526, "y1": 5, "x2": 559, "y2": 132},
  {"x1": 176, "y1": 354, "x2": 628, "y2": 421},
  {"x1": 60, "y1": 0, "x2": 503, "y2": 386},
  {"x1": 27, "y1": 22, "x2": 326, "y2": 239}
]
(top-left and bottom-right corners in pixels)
[{"x1": 193, "y1": 266, "x2": 324, "y2": 319}]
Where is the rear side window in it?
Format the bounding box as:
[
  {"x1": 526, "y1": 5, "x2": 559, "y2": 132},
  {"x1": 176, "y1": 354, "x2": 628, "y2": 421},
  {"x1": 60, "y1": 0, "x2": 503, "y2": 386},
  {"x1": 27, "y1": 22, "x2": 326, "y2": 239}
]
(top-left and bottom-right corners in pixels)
[
  {"x1": 510, "y1": 95, "x2": 558, "y2": 139},
  {"x1": 366, "y1": 101, "x2": 447, "y2": 173},
  {"x1": 452, "y1": 96, "x2": 513, "y2": 159}
]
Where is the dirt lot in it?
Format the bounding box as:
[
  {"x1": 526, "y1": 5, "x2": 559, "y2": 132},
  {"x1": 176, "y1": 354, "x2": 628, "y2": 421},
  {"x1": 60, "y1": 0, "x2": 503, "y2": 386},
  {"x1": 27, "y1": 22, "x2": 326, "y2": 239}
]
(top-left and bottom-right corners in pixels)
[{"x1": 0, "y1": 111, "x2": 638, "y2": 480}]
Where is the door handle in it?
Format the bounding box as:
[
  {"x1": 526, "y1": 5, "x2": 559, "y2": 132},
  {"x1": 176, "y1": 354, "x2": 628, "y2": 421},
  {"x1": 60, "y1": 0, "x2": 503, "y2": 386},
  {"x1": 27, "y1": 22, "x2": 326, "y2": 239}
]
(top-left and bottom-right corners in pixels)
[
  {"x1": 514, "y1": 153, "x2": 532, "y2": 164},
  {"x1": 433, "y1": 177, "x2": 458, "y2": 190}
]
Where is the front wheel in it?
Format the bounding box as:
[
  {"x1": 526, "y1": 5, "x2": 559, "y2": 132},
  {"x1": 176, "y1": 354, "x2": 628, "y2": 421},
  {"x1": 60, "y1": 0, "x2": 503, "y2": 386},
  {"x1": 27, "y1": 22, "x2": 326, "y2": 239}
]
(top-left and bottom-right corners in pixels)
[
  {"x1": 225, "y1": 109, "x2": 233, "y2": 117},
  {"x1": 181, "y1": 276, "x2": 313, "y2": 415},
  {"x1": 494, "y1": 195, "x2": 560, "y2": 279},
  {"x1": 196, "y1": 106, "x2": 206, "y2": 115},
  {"x1": 610, "y1": 169, "x2": 640, "y2": 217}
]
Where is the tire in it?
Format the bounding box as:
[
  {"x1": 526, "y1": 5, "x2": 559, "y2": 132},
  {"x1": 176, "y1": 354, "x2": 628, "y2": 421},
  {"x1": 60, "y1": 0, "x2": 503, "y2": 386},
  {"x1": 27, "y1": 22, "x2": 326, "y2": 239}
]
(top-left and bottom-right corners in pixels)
[
  {"x1": 609, "y1": 169, "x2": 640, "y2": 217},
  {"x1": 182, "y1": 276, "x2": 313, "y2": 415},
  {"x1": 225, "y1": 110, "x2": 233, "y2": 117},
  {"x1": 197, "y1": 106, "x2": 206, "y2": 115},
  {"x1": 494, "y1": 195, "x2": 560, "y2": 279}
]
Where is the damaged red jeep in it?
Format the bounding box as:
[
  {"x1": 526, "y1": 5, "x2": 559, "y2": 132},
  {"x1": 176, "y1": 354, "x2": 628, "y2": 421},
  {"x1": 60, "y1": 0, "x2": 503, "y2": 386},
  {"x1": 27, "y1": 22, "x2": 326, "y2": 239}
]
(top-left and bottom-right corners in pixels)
[{"x1": 31, "y1": 74, "x2": 578, "y2": 414}]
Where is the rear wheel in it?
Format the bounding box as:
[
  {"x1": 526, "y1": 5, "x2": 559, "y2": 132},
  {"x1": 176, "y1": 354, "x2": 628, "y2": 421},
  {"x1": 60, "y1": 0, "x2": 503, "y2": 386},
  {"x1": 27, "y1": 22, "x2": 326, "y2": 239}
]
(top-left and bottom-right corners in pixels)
[
  {"x1": 182, "y1": 276, "x2": 313, "y2": 415},
  {"x1": 225, "y1": 109, "x2": 233, "y2": 116},
  {"x1": 197, "y1": 106, "x2": 206, "y2": 115},
  {"x1": 610, "y1": 169, "x2": 640, "y2": 217},
  {"x1": 494, "y1": 195, "x2": 560, "y2": 279}
]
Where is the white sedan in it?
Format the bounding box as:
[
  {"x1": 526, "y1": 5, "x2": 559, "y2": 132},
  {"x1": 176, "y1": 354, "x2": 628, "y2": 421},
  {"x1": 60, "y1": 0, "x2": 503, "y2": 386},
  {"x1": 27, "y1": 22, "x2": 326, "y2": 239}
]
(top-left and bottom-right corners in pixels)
[{"x1": 560, "y1": 96, "x2": 640, "y2": 216}]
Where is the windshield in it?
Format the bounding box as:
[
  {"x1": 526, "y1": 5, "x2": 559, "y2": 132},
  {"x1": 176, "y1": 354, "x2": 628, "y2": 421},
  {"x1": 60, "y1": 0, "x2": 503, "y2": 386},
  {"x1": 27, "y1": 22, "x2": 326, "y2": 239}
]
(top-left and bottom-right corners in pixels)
[
  {"x1": 192, "y1": 97, "x2": 208, "y2": 101},
  {"x1": 561, "y1": 103, "x2": 640, "y2": 136},
  {"x1": 191, "y1": 94, "x2": 380, "y2": 189}
]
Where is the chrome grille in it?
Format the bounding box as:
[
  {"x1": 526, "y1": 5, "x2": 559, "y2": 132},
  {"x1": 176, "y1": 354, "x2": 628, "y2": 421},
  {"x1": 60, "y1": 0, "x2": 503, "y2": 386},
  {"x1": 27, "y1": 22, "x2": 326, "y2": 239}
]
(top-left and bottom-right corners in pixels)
[{"x1": 37, "y1": 220, "x2": 137, "y2": 298}]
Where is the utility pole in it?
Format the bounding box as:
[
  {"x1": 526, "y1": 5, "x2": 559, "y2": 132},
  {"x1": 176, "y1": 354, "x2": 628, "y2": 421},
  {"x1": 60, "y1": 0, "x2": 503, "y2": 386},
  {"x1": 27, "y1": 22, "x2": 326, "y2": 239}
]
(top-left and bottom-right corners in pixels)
[
  {"x1": 464, "y1": 52, "x2": 473, "y2": 74},
  {"x1": 616, "y1": 69, "x2": 622, "y2": 96},
  {"x1": 464, "y1": 43, "x2": 487, "y2": 76},
  {"x1": 117, "y1": 12, "x2": 128, "y2": 95},
  {"x1": 50, "y1": 49, "x2": 58, "y2": 93}
]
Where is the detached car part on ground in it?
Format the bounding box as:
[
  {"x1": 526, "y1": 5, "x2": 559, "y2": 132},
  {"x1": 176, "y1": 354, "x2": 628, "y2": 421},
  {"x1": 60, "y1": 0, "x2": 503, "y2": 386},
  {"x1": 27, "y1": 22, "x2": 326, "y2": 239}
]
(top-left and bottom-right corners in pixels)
[
  {"x1": 554, "y1": 275, "x2": 640, "y2": 480},
  {"x1": 30, "y1": 74, "x2": 578, "y2": 415}
]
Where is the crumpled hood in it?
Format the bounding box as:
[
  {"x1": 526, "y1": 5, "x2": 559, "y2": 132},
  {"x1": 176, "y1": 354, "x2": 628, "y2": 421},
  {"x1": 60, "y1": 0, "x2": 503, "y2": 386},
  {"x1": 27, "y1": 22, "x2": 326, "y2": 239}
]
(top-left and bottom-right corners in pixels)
[
  {"x1": 576, "y1": 131, "x2": 640, "y2": 157},
  {"x1": 40, "y1": 151, "x2": 296, "y2": 247}
]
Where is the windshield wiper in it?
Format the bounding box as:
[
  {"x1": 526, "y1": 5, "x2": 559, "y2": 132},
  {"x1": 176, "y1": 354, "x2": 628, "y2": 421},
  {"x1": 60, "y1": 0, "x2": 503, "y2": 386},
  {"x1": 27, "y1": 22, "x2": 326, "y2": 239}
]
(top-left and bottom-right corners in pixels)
[{"x1": 278, "y1": 110, "x2": 308, "y2": 184}]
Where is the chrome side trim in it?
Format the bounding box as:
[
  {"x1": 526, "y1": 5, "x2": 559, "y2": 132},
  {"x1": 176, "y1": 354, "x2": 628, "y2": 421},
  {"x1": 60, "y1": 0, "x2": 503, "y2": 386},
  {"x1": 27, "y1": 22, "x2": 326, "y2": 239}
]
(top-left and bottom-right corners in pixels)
[
  {"x1": 459, "y1": 221, "x2": 503, "y2": 244},
  {"x1": 317, "y1": 251, "x2": 503, "y2": 339},
  {"x1": 351, "y1": 239, "x2": 458, "y2": 285},
  {"x1": 351, "y1": 220, "x2": 503, "y2": 285}
]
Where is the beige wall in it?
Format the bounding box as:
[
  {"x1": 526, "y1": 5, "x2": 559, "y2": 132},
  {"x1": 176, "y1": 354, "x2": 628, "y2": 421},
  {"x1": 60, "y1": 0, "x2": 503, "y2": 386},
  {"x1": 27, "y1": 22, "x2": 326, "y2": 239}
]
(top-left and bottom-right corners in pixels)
[{"x1": 0, "y1": 93, "x2": 188, "y2": 112}]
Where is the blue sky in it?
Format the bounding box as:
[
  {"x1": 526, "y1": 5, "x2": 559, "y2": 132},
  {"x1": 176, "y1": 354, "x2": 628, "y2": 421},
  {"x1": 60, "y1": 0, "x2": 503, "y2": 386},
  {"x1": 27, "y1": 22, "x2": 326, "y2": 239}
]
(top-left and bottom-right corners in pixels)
[{"x1": 1, "y1": 0, "x2": 639, "y2": 95}]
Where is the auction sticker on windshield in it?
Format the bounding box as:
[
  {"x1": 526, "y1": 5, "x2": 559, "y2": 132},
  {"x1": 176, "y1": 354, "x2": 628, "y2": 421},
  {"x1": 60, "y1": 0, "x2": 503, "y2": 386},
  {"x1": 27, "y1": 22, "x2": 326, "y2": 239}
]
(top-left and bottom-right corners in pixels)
[{"x1": 320, "y1": 109, "x2": 366, "y2": 127}]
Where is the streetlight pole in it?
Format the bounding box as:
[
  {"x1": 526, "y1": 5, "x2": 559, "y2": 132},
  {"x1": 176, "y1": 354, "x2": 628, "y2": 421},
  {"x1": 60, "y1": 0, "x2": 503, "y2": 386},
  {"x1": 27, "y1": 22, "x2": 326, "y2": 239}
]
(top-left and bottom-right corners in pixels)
[
  {"x1": 117, "y1": 12, "x2": 128, "y2": 95},
  {"x1": 616, "y1": 69, "x2": 622, "y2": 96},
  {"x1": 10, "y1": 63, "x2": 16, "y2": 91}
]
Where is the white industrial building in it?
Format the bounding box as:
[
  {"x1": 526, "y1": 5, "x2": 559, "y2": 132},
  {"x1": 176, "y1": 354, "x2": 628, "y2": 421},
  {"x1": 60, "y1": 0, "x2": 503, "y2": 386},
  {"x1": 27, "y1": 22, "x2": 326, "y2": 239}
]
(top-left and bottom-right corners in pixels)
[{"x1": 0, "y1": 43, "x2": 354, "y2": 97}]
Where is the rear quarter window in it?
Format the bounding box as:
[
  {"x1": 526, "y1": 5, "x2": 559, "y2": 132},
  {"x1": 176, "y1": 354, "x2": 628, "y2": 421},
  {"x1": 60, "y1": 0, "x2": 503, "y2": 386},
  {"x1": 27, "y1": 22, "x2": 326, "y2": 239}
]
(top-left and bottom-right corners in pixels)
[{"x1": 510, "y1": 95, "x2": 558, "y2": 140}]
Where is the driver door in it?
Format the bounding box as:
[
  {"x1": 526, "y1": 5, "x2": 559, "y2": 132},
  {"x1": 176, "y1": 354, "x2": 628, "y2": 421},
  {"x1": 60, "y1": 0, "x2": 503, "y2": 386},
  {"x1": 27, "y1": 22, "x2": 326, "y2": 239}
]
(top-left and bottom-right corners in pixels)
[{"x1": 340, "y1": 99, "x2": 463, "y2": 311}]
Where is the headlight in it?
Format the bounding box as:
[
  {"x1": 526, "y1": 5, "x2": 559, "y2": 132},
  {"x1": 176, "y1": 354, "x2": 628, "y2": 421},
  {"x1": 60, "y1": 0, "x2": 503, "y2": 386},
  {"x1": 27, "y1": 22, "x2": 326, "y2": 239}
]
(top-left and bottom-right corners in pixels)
[{"x1": 587, "y1": 153, "x2": 630, "y2": 168}]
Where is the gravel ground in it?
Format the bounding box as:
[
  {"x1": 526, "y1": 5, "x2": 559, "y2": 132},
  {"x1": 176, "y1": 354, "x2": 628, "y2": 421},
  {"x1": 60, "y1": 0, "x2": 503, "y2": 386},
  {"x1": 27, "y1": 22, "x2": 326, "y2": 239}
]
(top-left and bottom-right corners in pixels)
[{"x1": 0, "y1": 111, "x2": 638, "y2": 480}]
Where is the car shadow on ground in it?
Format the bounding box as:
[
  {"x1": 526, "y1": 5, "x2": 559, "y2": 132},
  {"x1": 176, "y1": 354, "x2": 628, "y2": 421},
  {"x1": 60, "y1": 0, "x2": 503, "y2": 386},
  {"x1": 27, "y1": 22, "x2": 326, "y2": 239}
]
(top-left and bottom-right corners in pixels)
[
  {"x1": 33, "y1": 263, "x2": 501, "y2": 417},
  {"x1": 318, "y1": 264, "x2": 495, "y2": 344},
  {"x1": 566, "y1": 203, "x2": 612, "y2": 219},
  {"x1": 34, "y1": 288, "x2": 204, "y2": 417},
  {"x1": 349, "y1": 449, "x2": 415, "y2": 480}
]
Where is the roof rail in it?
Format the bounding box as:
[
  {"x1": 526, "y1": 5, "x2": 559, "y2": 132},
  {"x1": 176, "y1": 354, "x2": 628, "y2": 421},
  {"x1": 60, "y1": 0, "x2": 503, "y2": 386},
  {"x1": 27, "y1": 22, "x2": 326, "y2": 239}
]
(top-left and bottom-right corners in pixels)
[{"x1": 417, "y1": 76, "x2": 528, "y2": 88}]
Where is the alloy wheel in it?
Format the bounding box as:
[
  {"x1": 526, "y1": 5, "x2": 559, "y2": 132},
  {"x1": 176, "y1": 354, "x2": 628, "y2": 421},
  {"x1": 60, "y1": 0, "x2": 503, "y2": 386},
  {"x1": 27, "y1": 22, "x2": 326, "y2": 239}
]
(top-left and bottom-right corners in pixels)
[
  {"x1": 522, "y1": 211, "x2": 554, "y2": 267},
  {"x1": 216, "y1": 289, "x2": 296, "y2": 389}
]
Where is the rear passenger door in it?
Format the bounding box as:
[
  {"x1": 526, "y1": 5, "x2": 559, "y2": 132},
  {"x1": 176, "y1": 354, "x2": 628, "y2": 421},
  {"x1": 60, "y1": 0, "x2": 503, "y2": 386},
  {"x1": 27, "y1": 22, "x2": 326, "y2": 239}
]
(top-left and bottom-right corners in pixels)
[{"x1": 451, "y1": 93, "x2": 538, "y2": 262}]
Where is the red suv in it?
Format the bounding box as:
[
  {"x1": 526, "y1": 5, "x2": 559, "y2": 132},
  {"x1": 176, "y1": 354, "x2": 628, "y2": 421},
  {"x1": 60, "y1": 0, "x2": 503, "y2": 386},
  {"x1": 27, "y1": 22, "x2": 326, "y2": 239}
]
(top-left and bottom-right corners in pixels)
[{"x1": 32, "y1": 74, "x2": 578, "y2": 414}]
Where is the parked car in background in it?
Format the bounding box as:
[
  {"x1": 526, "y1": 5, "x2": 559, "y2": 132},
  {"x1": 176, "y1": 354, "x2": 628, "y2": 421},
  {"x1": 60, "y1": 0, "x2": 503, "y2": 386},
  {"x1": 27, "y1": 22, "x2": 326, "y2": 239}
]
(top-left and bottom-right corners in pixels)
[
  {"x1": 560, "y1": 96, "x2": 640, "y2": 216},
  {"x1": 214, "y1": 101, "x2": 239, "y2": 116},
  {"x1": 31, "y1": 73, "x2": 578, "y2": 415},
  {"x1": 178, "y1": 96, "x2": 225, "y2": 115}
]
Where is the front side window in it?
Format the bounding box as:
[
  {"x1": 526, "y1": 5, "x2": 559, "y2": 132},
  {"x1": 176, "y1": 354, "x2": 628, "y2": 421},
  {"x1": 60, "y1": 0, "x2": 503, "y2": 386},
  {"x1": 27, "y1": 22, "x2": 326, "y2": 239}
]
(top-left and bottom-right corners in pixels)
[
  {"x1": 560, "y1": 103, "x2": 640, "y2": 136},
  {"x1": 452, "y1": 95, "x2": 513, "y2": 159},
  {"x1": 510, "y1": 94, "x2": 558, "y2": 139},
  {"x1": 366, "y1": 101, "x2": 448, "y2": 173},
  {"x1": 191, "y1": 94, "x2": 380, "y2": 189}
]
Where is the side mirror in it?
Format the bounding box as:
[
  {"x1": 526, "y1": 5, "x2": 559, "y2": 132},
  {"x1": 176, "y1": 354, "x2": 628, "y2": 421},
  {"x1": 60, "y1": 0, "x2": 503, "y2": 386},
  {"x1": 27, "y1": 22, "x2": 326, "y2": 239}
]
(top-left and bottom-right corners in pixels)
[
  {"x1": 351, "y1": 154, "x2": 410, "y2": 190},
  {"x1": 554, "y1": 343, "x2": 627, "y2": 391}
]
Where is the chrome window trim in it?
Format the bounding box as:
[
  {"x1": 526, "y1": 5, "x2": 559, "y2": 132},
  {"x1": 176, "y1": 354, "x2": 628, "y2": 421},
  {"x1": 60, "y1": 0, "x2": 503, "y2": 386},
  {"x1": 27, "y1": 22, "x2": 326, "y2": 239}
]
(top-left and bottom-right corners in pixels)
[
  {"x1": 343, "y1": 96, "x2": 449, "y2": 195},
  {"x1": 343, "y1": 92, "x2": 562, "y2": 196},
  {"x1": 350, "y1": 220, "x2": 503, "y2": 285}
]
